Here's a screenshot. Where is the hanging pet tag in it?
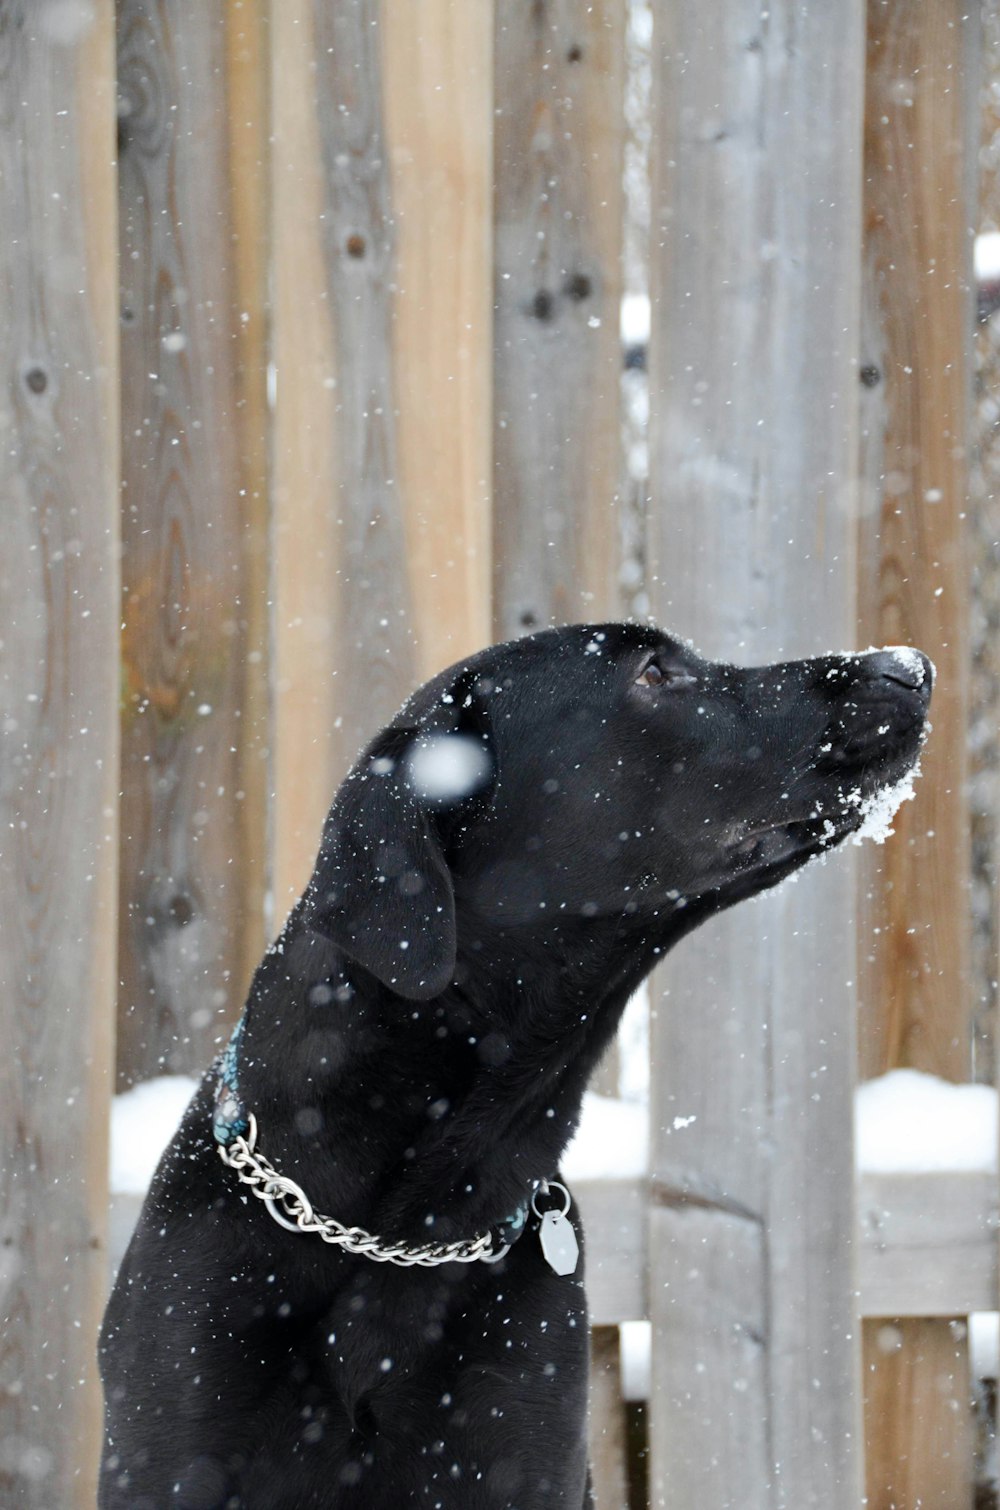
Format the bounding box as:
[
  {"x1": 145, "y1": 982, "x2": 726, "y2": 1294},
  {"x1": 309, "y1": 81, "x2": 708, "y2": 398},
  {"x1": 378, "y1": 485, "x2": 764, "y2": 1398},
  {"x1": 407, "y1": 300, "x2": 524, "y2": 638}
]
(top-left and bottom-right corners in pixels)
[{"x1": 532, "y1": 1181, "x2": 579, "y2": 1277}]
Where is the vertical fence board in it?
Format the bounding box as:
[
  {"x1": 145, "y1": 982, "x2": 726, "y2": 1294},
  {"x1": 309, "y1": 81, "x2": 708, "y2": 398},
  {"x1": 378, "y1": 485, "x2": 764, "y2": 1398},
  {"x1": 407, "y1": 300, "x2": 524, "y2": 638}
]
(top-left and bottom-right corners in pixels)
[
  {"x1": 858, "y1": 5, "x2": 979, "y2": 1506},
  {"x1": 863, "y1": 1319, "x2": 975, "y2": 1510},
  {"x1": 383, "y1": 0, "x2": 493, "y2": 680},
  {"x1": 0, "y1": 3, "x2": 119, "y2": 1504},
  {"x1": 272, "y1": 0, "x2": 493, "y2": 909},
  {"x1": 116, "y1": 1, "x2": 267, "y2": 1085},
  {"x1": 224, "y1": 0, "x2": 272, "y2": 983},
  {"x1": 493, "y1": 0, "x2": 625, "y2": 640},
  {"x1": 647, "y1": 2, "x2": 866, "y2": 1506},
  {"x1": 858, "y1": 0, "x2": 975, "y2": 1083},
  {"x1": 270, "y1": 0, "x2": 345, "y2": 911}
]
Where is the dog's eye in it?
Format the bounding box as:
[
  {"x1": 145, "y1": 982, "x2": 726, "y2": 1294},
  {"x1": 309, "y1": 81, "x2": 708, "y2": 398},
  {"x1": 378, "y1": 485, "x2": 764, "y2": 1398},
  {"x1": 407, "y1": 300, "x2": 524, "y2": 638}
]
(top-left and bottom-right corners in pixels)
[
  {"x1": 635, "y1": 660, "x2": 693, "y2": 689},
  {"x1": 637, "y1": 662, "x2": 666, "y2": 687}
]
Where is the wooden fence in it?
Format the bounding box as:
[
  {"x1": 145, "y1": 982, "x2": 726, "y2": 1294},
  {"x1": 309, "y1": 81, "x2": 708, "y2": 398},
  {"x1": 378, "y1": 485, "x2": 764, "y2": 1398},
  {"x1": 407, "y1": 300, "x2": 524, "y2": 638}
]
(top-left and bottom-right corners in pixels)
[{"x1": 0, "y1": 2, "x2": 990, "y2": 1507}]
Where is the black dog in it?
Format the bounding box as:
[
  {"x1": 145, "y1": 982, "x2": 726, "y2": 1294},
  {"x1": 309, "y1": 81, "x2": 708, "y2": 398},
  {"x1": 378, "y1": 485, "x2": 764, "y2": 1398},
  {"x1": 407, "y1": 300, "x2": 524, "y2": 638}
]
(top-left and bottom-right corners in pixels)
[{"x1": 100, "y1": 623, "x2": 931, "y2": 1508}]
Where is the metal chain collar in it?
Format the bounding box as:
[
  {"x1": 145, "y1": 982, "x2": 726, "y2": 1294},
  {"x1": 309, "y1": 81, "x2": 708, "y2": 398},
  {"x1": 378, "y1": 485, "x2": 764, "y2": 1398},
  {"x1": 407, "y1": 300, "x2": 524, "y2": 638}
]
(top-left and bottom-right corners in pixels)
[{"x1": 217, "y1": 1113, "x2": 514, "y2": 1268}]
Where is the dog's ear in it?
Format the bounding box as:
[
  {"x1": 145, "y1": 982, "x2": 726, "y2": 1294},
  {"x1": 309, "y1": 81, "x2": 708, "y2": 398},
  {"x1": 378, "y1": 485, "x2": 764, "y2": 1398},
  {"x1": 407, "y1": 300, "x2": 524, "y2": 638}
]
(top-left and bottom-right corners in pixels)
[{"x1": 304, "y1": 678, "x2": 494, "y2": 1001}]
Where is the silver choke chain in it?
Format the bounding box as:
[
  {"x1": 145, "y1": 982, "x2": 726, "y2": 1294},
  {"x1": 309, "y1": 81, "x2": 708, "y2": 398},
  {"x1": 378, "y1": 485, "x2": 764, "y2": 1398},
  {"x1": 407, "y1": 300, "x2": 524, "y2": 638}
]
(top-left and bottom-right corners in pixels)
[{"x1": 217, "y1": 1113, "x2": 510, "y2": 1268}]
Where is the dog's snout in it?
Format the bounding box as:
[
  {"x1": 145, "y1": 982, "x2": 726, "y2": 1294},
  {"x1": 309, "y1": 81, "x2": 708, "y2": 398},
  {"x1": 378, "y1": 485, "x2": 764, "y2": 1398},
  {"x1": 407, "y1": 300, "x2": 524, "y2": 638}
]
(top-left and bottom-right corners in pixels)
[{"x1": 863, "y1": 646, "x2": 933, "y2": 699}]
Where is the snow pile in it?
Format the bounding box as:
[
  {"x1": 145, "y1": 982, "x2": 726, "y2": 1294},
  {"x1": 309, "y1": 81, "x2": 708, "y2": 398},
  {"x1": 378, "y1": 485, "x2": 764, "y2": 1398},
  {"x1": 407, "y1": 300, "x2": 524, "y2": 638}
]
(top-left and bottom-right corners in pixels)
[
  {"x1": 562, "y1": 1092, "x2": 649, "y2": 1181},
  {"x1": 110, "y1": 1075, "x2": 198, "y2": 1194},
  {"x1": 856, "y1": 1069, "x2": 998, "y2": 1173}
]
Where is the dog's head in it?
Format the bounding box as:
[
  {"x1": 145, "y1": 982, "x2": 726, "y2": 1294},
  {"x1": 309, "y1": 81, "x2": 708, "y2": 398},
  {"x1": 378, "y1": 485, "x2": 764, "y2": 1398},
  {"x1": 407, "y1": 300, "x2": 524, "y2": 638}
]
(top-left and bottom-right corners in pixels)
[{"x1": 305, "y1": 624, "x2": 931, "y2": 999}]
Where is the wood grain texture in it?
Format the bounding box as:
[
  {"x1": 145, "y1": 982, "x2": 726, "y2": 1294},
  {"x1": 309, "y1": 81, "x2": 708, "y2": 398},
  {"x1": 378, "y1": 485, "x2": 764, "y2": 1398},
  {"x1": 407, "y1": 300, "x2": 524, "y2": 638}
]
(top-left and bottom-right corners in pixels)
[
  {"x1": 863, "y1": 1318, "x2": 975, "y2": 1510},
  {"x1": 575, "y1": 1176, "x2": 648, "y2": 1326},
  {"x1": 383, "y1": 0, "x2": 493, "y2": 679},
  {"x1": 223, "y1": 0, "x2": 271, "y2": 982},
  {"x1": 271, "y1": 0, "x2": 493, "y2": 911},
  {"x1": 646, "y1": 2, "x2": 866, "y2": 1504},
  {"x1": 859, "y1": 1171, "x2": 998, "y2": 1319},
  {"x1": 116, "y1": 1, "x2": 266, "y2": 1085},
  {"x1": 858, "y1": 0, "x2": 975, "y2": 1083},
  {"x1": 858, "y1": 7, "x2": 979, "y2": 1506},
  {"x1": 493, "y1": 0, "x2": 625, "y2": 639},
  {"x1": 649, "y1": 1206, "x2": 770, "y2": 1509},
  {"x1": 0, "y1": 3, "x2": 119, "y2": 1503}
]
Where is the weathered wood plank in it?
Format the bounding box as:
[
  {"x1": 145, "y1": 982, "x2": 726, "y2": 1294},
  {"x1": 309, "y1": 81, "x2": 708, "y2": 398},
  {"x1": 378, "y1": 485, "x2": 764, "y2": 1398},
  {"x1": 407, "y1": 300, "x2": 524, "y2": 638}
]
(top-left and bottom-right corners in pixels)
[
  {"x1": 576, "y1": 1173, "x2": 999, "y2": 1326},
  {"x1": 271, "y1": 0, "x2": 493, "y2": 909},
  {"x1": 646, "y1": 1, "x2": 867, "y2": 1504},
  {"x1": 0, "y1": 3, "x2": 119, "y2": 1503},
  {"x1": 858, "y1": 0, "x2": 975, "y2": 1083},
  {"x1": 649, "y1": 1205, "x2": 770, "y2": 1508},
  {"x1": 116, "y1": 1, "x2": 267, "y2": 1084},
  {"x1": 223, "y1": 0, "x2": 271, "y2": 982},
  {"x1": 858, "y1": 6, "x2": 980, "y2": 1505},
  {"x1": 859, "y1": 1171, "x2": 998, "y2": 1319},
  {"x1": 493, "y1": 0, "x2": 625, "y2": 639},
  {"x1": 576, "y1": 1177, "x2": 648, "y2": 1326},
  {"x1": 382, "y1": 0, "x2": 493, "y2": 680},
  {"x1": 863, "y1": 1318, "x2": 975, "y2": 1510}
]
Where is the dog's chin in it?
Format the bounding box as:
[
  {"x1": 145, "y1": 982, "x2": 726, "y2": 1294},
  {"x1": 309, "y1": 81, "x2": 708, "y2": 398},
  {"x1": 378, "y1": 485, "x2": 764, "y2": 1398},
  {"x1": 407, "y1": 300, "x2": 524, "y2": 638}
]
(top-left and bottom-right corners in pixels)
[{"x1": 712, "y1": 736, "x2": 927, "y2": 902}]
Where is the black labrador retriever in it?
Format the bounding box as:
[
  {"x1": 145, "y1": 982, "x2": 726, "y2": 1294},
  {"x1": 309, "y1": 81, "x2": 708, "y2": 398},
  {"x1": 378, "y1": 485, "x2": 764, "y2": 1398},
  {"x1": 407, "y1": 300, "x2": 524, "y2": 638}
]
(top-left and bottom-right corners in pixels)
[{"x1": 100, "y1": 623, "x2": 931, "y2": 1508}]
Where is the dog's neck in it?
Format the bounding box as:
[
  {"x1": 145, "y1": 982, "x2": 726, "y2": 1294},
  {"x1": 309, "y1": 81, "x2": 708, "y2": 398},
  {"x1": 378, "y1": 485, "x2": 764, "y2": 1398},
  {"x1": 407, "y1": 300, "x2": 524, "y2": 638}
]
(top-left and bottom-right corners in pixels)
[{"x1": 232, "y1": 899, "x2": 693, "y2": 1249}]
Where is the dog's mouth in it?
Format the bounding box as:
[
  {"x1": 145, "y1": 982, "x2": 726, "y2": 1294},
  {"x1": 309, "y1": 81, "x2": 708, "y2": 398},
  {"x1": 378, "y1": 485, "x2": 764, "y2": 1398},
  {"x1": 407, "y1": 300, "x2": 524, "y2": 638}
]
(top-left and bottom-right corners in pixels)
[
  {"x1": 726, "y1": 811, "x2": 854, "y2": 873},
  {"x1": 724, "y1": 752, "x2": 924, "y2": 882}
]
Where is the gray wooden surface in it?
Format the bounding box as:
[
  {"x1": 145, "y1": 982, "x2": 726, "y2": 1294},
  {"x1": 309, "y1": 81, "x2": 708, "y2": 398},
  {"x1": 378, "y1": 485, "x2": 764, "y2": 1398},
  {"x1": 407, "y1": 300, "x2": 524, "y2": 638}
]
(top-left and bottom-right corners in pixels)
[
  {"x1": 574, "y1": 1173, "x2": 999, "y2": 1328},
  {"x1": 116, "y1": 1, "x2": 268, "y2": 1086},
  {"x1": 646, "y1": 1, "x2": 867, "y2": 1504},
  {"x1": 492, "y1": 0, "x2": 625, "y2": 641},
  {"x1": 0, "y1": 4, "x2": 119, "y2": 1503},
  {"x1": 860, "y1": 1171, "x2": 997, "y2": 1319}
]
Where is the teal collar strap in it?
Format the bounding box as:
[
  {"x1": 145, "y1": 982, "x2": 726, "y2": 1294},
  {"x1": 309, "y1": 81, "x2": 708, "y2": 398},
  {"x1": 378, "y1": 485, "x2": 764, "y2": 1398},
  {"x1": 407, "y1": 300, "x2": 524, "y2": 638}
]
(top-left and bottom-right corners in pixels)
[{"x1": 212, "y1": 1016, "x2": 249, "y2": 1146}]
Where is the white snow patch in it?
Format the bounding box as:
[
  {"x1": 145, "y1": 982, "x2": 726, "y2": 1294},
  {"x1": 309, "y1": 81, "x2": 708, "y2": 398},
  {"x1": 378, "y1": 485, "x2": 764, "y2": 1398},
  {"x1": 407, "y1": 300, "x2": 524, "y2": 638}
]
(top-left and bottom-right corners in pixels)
[
  {"x1": 856, "y1": 1070, "x2": 998, "y2": 1173},
  {"x1": 405, "y1": 734, "x2": 491, "y2": 803},
  {"x1": 971, "y1": 1312, "x2": 1000, "y2": 1381},
  {"x1": 563, "y1": 1092, "x2": 648, "y2": 1181},
  {"x1": 110, "y1": 1075, "x2": 199, "y2": 1194},
  {"x1": 848, "y1": 760, "x2": 921, "y2": 846},
  {"x1": 617, "y1": 985, "x2": 650, "y2": 1103},
  {"x1": 620, "y1": 292, "x2": 650, "y2": 345},
  {"x1": 976, "y1": 231, "x2": 1000, "y2": 282},
  {"x1": 620, "y1": 1319, "x2": 652, "y2": 1400}
]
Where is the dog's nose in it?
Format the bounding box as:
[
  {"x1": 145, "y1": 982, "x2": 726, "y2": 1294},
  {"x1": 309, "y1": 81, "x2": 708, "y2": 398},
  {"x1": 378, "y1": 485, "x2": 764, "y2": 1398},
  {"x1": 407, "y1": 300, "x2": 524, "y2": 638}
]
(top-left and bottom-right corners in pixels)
[{"x1": 864, "y1": 647, "x2": 934, "y2": 698}]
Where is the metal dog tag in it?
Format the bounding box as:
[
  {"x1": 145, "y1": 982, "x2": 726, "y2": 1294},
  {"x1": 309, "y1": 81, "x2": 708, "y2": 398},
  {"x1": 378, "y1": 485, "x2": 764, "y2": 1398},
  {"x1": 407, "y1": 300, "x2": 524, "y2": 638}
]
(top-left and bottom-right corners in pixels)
[{"x1": 538, "y1": 1209, "x2": 579, "y2": 1276}]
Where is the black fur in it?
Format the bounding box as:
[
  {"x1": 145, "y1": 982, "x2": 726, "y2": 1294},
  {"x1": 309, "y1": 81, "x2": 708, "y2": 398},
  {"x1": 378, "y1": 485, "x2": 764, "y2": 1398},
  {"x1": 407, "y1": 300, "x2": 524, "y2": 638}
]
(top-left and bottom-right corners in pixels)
[{"x1": 99, "y1": 623, "x2": 931, "y2": 1508}]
